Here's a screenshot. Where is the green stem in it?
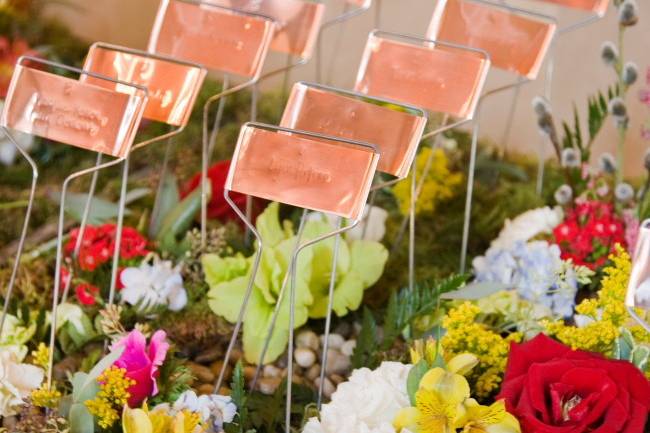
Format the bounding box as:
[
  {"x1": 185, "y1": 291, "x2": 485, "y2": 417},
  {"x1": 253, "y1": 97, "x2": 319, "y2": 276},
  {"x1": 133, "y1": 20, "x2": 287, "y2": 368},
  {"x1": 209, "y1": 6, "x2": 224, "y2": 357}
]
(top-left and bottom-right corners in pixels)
[{"x1": 0, "y1": 200, "x2": 29, "y2": 211}]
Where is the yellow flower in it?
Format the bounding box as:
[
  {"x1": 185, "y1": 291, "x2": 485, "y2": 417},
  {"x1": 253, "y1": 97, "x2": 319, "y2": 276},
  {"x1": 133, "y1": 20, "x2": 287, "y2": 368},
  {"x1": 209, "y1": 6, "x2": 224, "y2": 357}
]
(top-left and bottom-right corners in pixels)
[
  {"x1": 86, "y1": 366, "x2": 135, "y2": 429},
  {"x1": 393, "y1": 148, "x2": 462, "y2": 215},
  {"x1": 544, "y1": 246, "x2": 650, "y2": 362},
  {"x1": 419, "y1": 367, "x2": 470, "y2": 405},
  {"x1": 441, "y1": 303, "x2": 520, "y2": 398},
  {"x1": 123, "y1": 404, "x2": 202, "y2": 433},
  {"x1": 30, "y1": 343, "x2": 50, "y2": 370},
  {"x1": 459, "y1": 399, "x2": 520, "y2": 433},
  {"x1": 31, "y1": 383, "x2": 62, "y2": 409}
]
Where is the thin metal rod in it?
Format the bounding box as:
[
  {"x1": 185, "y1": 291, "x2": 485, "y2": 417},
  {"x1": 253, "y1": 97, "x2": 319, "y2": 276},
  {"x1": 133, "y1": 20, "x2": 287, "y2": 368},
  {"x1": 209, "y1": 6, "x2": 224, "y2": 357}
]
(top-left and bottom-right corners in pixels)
[
  {"x1": 214, "y1": 191, "x2": 265, "y2": 392},
  {"x1": 207, "y1": 75, "x2": 231, "y2": 160},
  {"x1": 460, "y1": 117, "x2": 480, "y2": 274},
  {"x1": 536, "y1": 41, "x2": 556, "y2": 195},
  {"x1": 108, "y1": 157, "x2": 130, "y2": 306},
  {"x1": 317, "y1": 217, "x2": 342, "y2": 409},
  {"x1": 149, "y1": 129, "x2": 177, "y2": 238},
  {"x1": 251, "y1": 210, "x2": 309, "y2": 390},
  {"x1": 408, "y1": 161, "x2": 416, "y2": 292},
  {"x1": 244, "y1": 85, "x2": 259, "y2": 246},
  {"x1": 360, "y1": 189, "x2": 376, "y2": 240},
  {"x1": 500, "y1": 76, "x2": 525, "y2": 154},
  {"x1": 61, "y1": 153, "x2": 103, "y2": 303},
  {"x1": 285, "y1": 218, "x2": 360, "y2": 433},
  {"x1": 627, "y1": 306, "x2": 650, "y2": 333},
  {"x1": 0, "y1": 129, "x2": 38, "y2": 339},
  {"x1": 47, "y1": 156, "x2": 127, "y2": 388},
  {"x1": 201, "y1": 79, "x2": 259, "y2": 248}
]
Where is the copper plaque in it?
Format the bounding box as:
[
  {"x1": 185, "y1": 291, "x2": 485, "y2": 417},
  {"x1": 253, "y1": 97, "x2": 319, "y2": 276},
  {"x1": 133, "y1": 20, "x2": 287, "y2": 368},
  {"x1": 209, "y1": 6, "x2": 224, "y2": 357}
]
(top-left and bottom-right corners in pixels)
[
  {"x1": 533, "y1": 0, "x2": 608, "y2": 14},
  {"x1": 227, "y1": 124, "x2": 378, "y2": 220},
  {"x1": 281, "y1": 83, "x2": 426, "y2": 179},
  {"x1": 427, "y1": 0, "x2": 556, "y2": 79},
  {"x1": 148, "y1": 0, "x2": 276, "y2": 78},
  {"x1": 83, "y1": 45, "x2": 206, "y2": 127},
  {"x1": 1, "y1": 65, "x2": 146, "y2": 158},
  {"x1": 211, "y1": 0, "x2": 325, "y2": 59},
  {"x1": 355, "y1": 32, "x2": 489, "y2": 119},
  {"x1": 627, "y1": 220, "x2": 650, "y2": 309}
]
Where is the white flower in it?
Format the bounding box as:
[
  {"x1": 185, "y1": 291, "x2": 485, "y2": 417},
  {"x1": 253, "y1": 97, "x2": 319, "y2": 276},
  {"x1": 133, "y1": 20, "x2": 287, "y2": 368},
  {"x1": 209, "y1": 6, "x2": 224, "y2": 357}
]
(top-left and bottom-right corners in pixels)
[
  {"x1": 0, "y1": 347, "x2": 44, "y2": 416},
  {"x1": 303, "y1": 362, "x2": 411, "y2": 433},
  {"x1": 308, "y1": 206, "x2": 388, "y2": 242},
  {"x1": 561, "y1": 148, "x2": 581, "y2": 168},
  {"x1": 172, "y1": 390, "x2": 237, "y2": 432},
  {"x1": 120, "y1": 256, "x2": 187, "y2": 312},
  {"x1": 490, "y1": 206, "x2": 563, "y2": 250}
]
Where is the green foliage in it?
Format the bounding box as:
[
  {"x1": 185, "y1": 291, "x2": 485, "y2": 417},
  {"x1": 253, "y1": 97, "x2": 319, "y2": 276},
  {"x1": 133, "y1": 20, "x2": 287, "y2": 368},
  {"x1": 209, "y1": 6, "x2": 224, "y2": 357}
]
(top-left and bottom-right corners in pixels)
[
  {"x1": 224, "y1": 362, "x2": 253, "y2": 433},
  {"x1": 613, "y1": 328, "x2": 650, "y2": 372},
  {"x1": 246, "y1": 379, "x2": 315, "y2": 433},
  {"x1": 351, "y1": 307, "x2": 378, "y2": 369},
  {"x1": 149, "y1": 353, "x2": 194, "y2": 406},
  {"x1": 205, "y1": 202, "x2": 388, "y2": 364}
]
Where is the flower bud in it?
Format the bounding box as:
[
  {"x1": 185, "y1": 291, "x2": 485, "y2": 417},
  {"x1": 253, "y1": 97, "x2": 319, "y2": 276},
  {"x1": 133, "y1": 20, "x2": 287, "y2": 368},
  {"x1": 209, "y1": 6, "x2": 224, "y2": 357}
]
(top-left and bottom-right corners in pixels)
[
  {"x1": 618, "y1": 0, "x2": 639, "y2": 26},
  {"x1": 644, "y1": 148, "x2": 650, "y2": 171},
  {"x1": 609, "y1": 97, "x2": 629, "y2": 128},
  {"x1": 600, "y1": 41, "x2": 618, "y2": 66},
  {"x1": 615, "y1": 183, "x2": 634, "y2": 202},
  {"x1": 598, "y1": 152, "x2": 617, "y2": 174},
  {"x1": 554, "y1": 184, "x2": 573, "y2": 205},
  {"x1": 532, "y1": 96, "x2": 551, "y2": 117},
  {"x1": 623, "y1": 62, "x2": 639, "y2": 86},
  {"x1": 561, "y1": 148, "x2": 581, "y2": 168}
]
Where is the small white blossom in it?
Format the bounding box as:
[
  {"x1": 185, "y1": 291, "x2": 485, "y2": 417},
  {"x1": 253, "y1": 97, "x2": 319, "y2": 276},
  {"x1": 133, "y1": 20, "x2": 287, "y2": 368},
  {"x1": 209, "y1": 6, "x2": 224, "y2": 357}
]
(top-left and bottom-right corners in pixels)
[
  {"x1": 490, "y1": 206, "x2": 563, "y2": 250},
  {"x1": 0, "y1": 347, "x2": 44, "y2": 417},
  {"x1": 615, "y1": 183, "x2": 635, "y2": 203},
  {"x1": 173, "y1": 390, "x2": 237, "y2": 432},
  {"x1": 554, "y1": 184, "x2": 573, "y2": 205},
  {"x1": 120, "y1": 256, "x2": 187, "y2": 312},
  {"x1": 561, "y1": 148, "x2": 581, "y2": 168}
]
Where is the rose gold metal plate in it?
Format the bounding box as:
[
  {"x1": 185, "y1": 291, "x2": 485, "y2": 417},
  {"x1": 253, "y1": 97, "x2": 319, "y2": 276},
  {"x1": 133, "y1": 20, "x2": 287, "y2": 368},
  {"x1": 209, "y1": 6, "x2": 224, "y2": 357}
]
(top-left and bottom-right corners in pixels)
[
  {"x1": 281, "y1": 82, "x2": 426, "y2": 179},
  {"x1": 1, "y1": 64, "x2": 147, "y2": 158},
  {"x1": 148, "y1": 0, "x2": 276, "y2": 78},
  {"x1": 83, "y1": 44, "x2": 206, "y2": 127},
  {"x1": 427, "y1": 0, "x2": 556, "y2": 79},
  {"x1": 354, "y1": 32, "x2": 489, "y2": 119},
  {"x1": 533, "y1": 0, "x2": 608, "y2": 15},
  {"x1": 627, "y1": 220, "x2": 650, "y2": 310},
  {"x1": 211, "y1": 0, "x2": 325, "y2": 59},
  {"x1": 227, "y1": 124, "x2": 379, "y2": 220}
]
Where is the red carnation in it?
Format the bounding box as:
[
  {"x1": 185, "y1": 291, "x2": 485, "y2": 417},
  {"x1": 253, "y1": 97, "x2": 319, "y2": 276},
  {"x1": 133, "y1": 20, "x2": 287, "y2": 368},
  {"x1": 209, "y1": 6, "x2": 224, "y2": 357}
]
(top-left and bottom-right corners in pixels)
[
  {"x1": 75, "y1": 283, "x2": 99, "y2": 306},
  {"x1": 498, "y1": 334, "x2": 650, "y2": 433},
  {"x1": 181, "y1": 160, "x2": 262, "y2": 223}
]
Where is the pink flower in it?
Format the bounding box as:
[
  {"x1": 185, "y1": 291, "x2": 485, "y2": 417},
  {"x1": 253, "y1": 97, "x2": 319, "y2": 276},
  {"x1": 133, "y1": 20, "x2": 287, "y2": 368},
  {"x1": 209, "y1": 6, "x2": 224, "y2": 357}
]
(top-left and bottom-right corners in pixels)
[{"x1": 110, "y1": 330, "x2": 169, "y2": 406}]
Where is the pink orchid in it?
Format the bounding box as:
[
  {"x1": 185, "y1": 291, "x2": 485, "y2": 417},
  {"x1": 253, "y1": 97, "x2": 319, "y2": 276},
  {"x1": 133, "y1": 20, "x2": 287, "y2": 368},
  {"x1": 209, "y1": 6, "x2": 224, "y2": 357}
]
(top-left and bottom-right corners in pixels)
[{"x1": 110, "y1": 329, "x2": 169, "y2": 406}]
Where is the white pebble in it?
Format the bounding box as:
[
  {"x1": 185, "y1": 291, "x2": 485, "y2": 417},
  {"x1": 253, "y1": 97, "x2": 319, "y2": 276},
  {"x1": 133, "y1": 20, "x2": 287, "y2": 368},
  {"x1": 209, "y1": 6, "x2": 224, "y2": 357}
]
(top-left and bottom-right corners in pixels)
[
  {"x1": 296, "y1": 331, "x2": 320, "y2": 351},
  {"x1": 294, "y1": 347, "x2": 317, "y2": 368},
  {"x1": 340, "y1": 340, "x2": 356, "y2": 357},
  {"x1": 321, "y1": 333, "x2": 344, "y2": 350},
  {"x1": 315, "y1": 376, "x2": 336, "y2": 399}
]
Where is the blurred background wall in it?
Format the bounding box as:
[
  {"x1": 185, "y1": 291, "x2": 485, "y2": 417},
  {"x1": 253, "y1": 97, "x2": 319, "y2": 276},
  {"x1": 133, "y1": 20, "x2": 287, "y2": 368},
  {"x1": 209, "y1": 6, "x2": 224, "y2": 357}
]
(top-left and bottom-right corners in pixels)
[{"x1": 43, "y1": 0, "x2": 650, "y2": 177}]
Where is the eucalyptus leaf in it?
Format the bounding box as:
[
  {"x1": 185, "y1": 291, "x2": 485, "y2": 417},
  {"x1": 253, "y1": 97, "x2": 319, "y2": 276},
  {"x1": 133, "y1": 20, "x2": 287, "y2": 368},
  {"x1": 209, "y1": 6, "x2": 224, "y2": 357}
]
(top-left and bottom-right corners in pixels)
[
  {"x1": 72, "y1": 346, "x2": 125, "y2": 403},
  {"x1": 69, "y1": 403, "x2": 95, "y2": 433},
  {"x1": 406, "y1": 360, "x2": 429, "y2": 406},
  {"x1": 149, "y1": 172, "x2": 180, "y2": 238},
  {"x1": 48, "y1": 188, "x2": 150, "y2": 225},
  {"x1": 631, "y1": 346, "x2": 650, "y2": 371},
  {"x1": 441, "y1": 281, "x2": 509, "y2": 300}
]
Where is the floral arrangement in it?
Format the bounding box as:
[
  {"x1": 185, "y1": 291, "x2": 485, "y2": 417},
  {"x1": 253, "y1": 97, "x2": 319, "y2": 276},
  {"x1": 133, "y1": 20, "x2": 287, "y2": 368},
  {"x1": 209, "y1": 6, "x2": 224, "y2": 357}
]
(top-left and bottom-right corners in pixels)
[{"x1": 0, "y1": 1, "x2": 649, "y2": 432}]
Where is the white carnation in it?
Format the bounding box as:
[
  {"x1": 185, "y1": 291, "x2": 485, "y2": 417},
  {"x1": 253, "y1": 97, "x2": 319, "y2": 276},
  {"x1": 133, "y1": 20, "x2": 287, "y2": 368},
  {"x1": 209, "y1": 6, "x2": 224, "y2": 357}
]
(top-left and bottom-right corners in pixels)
[
  {"x1": 120, "y1": 256, "x2": 187, "y2": 312},
  {"x1": 491, "y1": 206, "x2": 563, "y2": 250},
  {"x1": 303, "y1": 362, "x2": 411, "y2": 433},
  {"x1": 0, "y1": 347, "x2": 44, "y2": 417}
]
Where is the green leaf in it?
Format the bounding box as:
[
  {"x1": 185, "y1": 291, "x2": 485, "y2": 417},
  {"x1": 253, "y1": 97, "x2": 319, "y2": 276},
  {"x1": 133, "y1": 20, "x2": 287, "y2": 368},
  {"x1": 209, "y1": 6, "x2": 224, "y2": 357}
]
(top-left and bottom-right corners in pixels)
[
  {"x1": 69, "y1": 403, "x2": 95, "y2": 433},
  {"x1": 351, "y1": 307, "x2": 378, "y2": 369},
  {"x1": 73, "y1": 346, "x2": 125, "y2": 403},
  {"x1": 156, "y1": 181, "x2": 209, "y2": 255},
  {"x1": 149, "y1": 172, "x2": 180, "y2": 238},
  {"x1": 256, "y1": 202, "x2": 290, "y2": 247},
  {"x1": 572, "y1": 104, "x2": 583, "y2": 152},
  {"x1": 631, "y1": 346, "x2": 650, "y2": 371},
  {"x1": 406, "y1": 360, "x2": 429, "y2": 406}
]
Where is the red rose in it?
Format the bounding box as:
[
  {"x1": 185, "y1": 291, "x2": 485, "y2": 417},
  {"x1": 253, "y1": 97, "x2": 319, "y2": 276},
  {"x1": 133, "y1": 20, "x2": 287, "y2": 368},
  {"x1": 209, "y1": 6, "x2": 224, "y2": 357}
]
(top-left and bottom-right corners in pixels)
[
  {"x1": 182, "y1": 160, "x2": 263, "y2": 223},
  {"x1": 498, "y1": 334, "x2": 650, "y2": 433}
]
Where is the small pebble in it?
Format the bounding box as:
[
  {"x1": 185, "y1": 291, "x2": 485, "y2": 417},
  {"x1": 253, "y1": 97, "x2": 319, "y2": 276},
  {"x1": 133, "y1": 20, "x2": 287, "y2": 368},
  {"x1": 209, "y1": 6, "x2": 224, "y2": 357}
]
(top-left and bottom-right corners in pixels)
[
  {"x1": 294, "y1": 347, "x2": 317, "y2": 368},
  {"x1": 314, "y1": 377, "x2": 335, "y2": 398},
  {"x1": 210, "y1": 360, "x2": 231, "y2": 382},
  {"x1": 258, "y1": 377, "x2": 282, "y2": 395},
  {"x1": 334, "y1": 322, "x2": 353, "y2": 339},
  {"x1": 341, "y1": 340, "x2": 356, "y2": 357},
  {"x1": 263, "y1": 364, "x2": 283, "y2": 378},
  {"x1": 243, "y1": 366, "x2": 257, "y2": 381},
  {"x1": 321, "y1": 333, "x2": 344, "y2": 350},
  {"x1": 330, "y1": 374, "x2": 345, "y2": 385},
  {"x1": 187, "y1": 362, "x2": 215, "y2": 384},
  {"x1": 306, "y1": 364, "x2": 321, "y2": 381},
  {"x1": 198, "y1": 383, "x2": 215, "y2": 395},
  {"x1": 325, "y1": 349, "x2": 350, "y2": 375},
  {"x1": 296, "y1": 330, "x2": 320, "y2": 351}
]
